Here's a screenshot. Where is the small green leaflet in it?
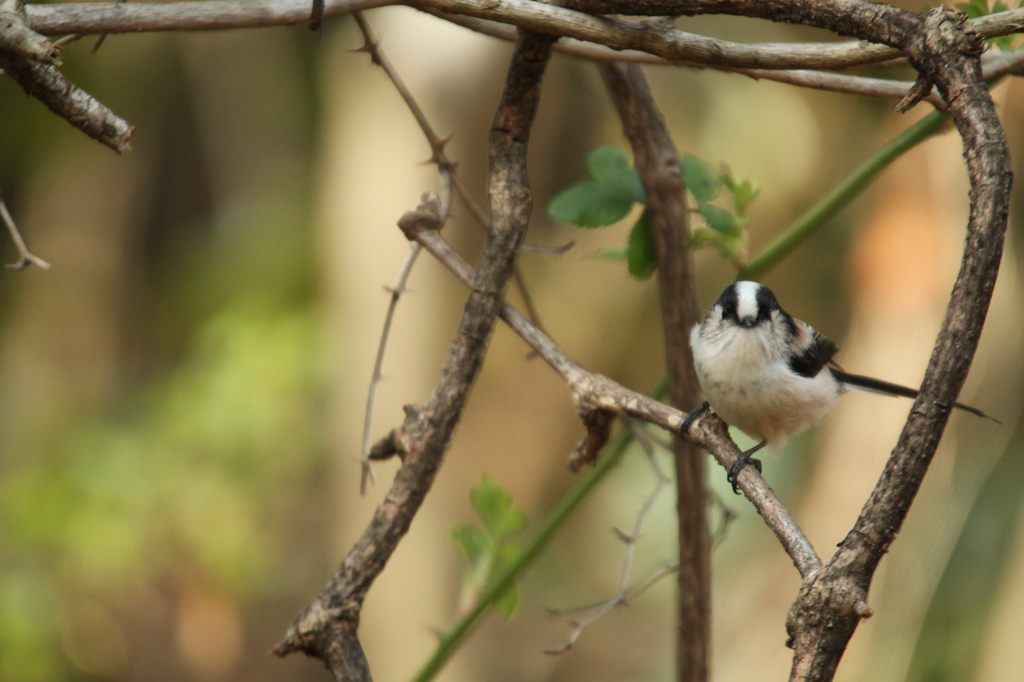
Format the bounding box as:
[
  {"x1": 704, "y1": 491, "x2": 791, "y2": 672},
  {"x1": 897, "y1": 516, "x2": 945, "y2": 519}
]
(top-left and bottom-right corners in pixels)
[
  {"x1": 548, "y1": 146, "x2": 645, "y2": 228},
  {"x1": 681, "y1": 154, "x2": 721, "y2": 202},
  {"x1": 627, "y1": 213, "x2": 657, "y2": 280},
  {"x1": 451, "y1": 475, "x2": 527, "y2": 620}
]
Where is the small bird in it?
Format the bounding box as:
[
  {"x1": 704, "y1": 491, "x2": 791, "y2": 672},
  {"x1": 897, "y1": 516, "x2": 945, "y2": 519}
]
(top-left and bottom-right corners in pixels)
[{"x1": 690, "y1": 281, "x2": 991, "y2": 492}]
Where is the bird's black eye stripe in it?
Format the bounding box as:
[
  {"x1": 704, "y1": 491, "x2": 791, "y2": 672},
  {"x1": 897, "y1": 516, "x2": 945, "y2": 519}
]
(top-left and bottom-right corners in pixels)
[
  {"x1": 754, "y1": 285, "x2": 780, "y2": 324},
  {"x1": 716, "y1": 285, "x2": 740, "y2": 322},
  {"x1": 720, "y1": 300, "x2": 736, "y2": 320}
]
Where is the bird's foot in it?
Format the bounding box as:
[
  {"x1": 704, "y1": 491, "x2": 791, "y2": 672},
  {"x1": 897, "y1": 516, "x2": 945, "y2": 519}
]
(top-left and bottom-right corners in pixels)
[
  {"x1": 680, "y1": 401, "x2": 710, "y2": 436},
  {"x1": 726, "y1": 441, "x2": 766, "y2": 494}
]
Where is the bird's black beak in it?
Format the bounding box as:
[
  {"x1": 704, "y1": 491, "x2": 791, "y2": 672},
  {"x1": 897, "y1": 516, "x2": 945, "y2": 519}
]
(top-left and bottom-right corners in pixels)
[{"x1": 739, "y1": 317, "x2": 756, "y2": 328}]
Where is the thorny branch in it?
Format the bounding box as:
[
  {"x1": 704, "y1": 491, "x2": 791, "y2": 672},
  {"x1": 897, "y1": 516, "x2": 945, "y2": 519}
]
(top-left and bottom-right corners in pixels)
[
  {"x1": 350, "y1": 10, "x2": 551, "y2": 490},
  {"x1": 428, "y1": 9, "x2": 1022, "y2": 110},
  {"x1": 274, "y1": 29, "x2": 556, "y2": 681},
  {"x1": 8, "y1": 0, "x2": 1024, "y2": 158},
  {"x1": 350, "y1": 11, "x2": 453, "y2": 493}
]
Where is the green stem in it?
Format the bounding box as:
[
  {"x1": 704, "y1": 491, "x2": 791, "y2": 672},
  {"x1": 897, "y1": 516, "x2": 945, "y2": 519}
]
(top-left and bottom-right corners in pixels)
[
  {"x1": 410, "y1": 377, "x2": 669, "y2": 682},
  {"x1": 738, "y1": 109, "x2": 949, "y2": 281}
]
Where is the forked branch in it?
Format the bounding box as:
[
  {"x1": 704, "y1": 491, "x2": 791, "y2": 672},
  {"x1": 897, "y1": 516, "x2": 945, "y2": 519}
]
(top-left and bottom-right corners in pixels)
[{"x1": 274, "y1": 29, "x2": 556, "y2": 680}]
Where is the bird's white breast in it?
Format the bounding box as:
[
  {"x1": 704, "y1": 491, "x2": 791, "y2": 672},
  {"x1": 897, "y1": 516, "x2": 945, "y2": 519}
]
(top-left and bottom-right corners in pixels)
[{"x1": 690, "y1": 322, "x2": 840, "y2": 449}]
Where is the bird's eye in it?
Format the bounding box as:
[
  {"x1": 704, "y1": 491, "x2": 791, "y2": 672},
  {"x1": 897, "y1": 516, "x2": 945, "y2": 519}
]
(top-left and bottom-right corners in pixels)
[{"x1": 720, "y1": 302, "x2": 736, "y2": 321}]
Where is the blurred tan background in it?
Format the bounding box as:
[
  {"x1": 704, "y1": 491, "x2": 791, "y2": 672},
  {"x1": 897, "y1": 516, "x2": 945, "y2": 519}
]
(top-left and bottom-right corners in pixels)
[{"x1": 1, "y1": 4, "x2": 1023, "y2": 681}]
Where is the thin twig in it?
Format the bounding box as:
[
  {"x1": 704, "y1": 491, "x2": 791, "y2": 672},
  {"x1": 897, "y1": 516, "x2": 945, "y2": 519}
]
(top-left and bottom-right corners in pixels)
[
  {"x1": 360, "y1": 242, "x2": 422, "y2": 492},
  {"x1": 545, "y1": 418, "x2": 670, "y2": 655},
  {"x1": 0, "y1": 191, "x2": 51, "y2": 272},
  {"x1": 352, "y1": 12, "x2": 453, "y2": 490}
]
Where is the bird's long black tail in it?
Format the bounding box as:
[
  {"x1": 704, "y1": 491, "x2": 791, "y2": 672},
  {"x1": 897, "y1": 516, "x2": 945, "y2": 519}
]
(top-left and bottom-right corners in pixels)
[{"x1": 830, "y1": 369, "x2": 997, "y2": 422}]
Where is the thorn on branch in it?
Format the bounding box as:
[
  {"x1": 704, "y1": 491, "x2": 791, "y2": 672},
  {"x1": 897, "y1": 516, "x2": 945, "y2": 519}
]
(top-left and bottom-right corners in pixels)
[
  {"x1": 894, "y1": 73, "x2": 933, "y2": 113},
  {"x1": 91, "y1": 0, "x2": 127, "y2": 53},
  {"x1": 367, "y1": 427, "x2": 405, "y2": 462},
  {"x1": 568, "y1": 408, "x2": 614, "y2": 472},
  {"x1": 0, "y1": 0, "x2": 130, "y2": 154},
  {"x1": 308, "y1": 0, "x2": 324, "y2": 32}
]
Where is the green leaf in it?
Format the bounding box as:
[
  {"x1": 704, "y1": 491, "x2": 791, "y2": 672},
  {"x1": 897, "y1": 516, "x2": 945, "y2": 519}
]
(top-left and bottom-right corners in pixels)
[
  {"x1": 682, "y1": 154, "x2": 721, "y2": 202},
  {"x1": 697, "y1": 202, "x2": 740, "y2": 236},
  {"x1": 627, "y1": 214, "x2": 657, "y2": 280},
  {"x1": 548, "y1": 182, "x2": 636, "y2": 228},
  {"x1": 450, "y1": 525, "x2": 488, "y2": 564},
  {"x1": 587, "y1": 145, "x2": 631, "y2": 182},
  {"x1": 588, "y1": 146, "x2": 646, "y2": 202},
  {"x1": 470, "y1": 475, "x2": 526, "y2": 543},
  {"x1": 549, "y1": 146, "x2": 646, "y2": 227}
]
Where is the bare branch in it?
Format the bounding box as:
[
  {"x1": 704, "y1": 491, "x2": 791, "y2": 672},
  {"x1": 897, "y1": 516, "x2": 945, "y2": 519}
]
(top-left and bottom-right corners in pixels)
[
  {"x1": 0, "y1": 191, "x2": 51, "y2": 271},
  {"x1": 0, "y1": 0, "x2": 131, "y2": 151},
  {"x1": 0, "y1": 42, "x2": 133, "y2": 152},
  {"x1": 274, "y1": 30, "x2": 556, "y2": 680},
  {"x1": 25, "y1": 0, "x2": 392, "y2": 35},
  {"x1": 788, "y1": 3, "x2": 1013, "y2": 673},
  {"x1": 20, "y1": 2, "x2": 1024, "y2": 71},
  {"x1": 427, "y1": 9, "x2": 1024, "y2": 109}
]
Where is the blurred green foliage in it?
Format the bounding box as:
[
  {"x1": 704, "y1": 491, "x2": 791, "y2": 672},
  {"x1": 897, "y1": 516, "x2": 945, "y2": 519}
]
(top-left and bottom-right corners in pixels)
[{"x1": 0, "y1": 297, "x2": 325, "y2": 680}]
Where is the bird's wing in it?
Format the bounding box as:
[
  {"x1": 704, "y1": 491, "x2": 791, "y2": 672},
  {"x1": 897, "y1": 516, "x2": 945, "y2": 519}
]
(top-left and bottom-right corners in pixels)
[{"x1": 787, "y1": 324, "x2": 839, "y2": 378}]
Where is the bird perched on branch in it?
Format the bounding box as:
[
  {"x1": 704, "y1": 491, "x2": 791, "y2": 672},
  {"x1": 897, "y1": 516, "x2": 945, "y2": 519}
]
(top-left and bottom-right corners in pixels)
[{"x1": 690, "y1": 281, "x2": 992, "y2": 492}]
